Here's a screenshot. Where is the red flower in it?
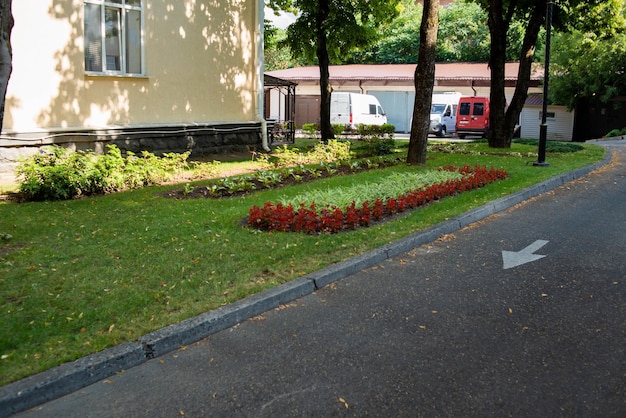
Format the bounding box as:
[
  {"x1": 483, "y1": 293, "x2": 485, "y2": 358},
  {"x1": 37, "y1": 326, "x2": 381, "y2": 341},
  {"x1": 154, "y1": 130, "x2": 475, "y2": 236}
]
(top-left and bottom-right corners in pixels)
[{"x1": 247, "y1": 165, "x2": 507, "y2": 234}]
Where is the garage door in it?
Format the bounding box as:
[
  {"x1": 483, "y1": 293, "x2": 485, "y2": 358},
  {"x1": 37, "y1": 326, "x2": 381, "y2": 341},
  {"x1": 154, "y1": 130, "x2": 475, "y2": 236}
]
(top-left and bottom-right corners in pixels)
[{"x1": 369, "y1": 91, "x2": 415, "y2": 133}]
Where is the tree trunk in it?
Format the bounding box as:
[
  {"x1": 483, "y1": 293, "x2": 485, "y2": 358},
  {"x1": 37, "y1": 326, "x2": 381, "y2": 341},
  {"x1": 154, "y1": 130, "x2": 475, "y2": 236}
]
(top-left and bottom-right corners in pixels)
[
  {"x1": 487, "y1": 0, "x2": 545, "y2": 148},
  {"x1": 0, "y1": 0, "x2": 13, "y2": 132},
  {"x1": 505, "y1": 3, "x2": 545, "y2": 142},
  {"x1": 486, "y1": 0, "x2": 508, "y2": 148},
  {"x1": 407, "y1": 0, "x2": 439, "y2": 165},
  {"x1": 316, "y1": 0, "x2": 334, "y2": 142}
]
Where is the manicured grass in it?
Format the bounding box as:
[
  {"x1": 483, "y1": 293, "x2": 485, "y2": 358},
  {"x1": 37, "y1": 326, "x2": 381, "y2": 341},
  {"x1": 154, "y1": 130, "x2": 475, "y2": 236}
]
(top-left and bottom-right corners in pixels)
[{"x1": 0, "y1": 141, "x2": 605, "y2": 385}]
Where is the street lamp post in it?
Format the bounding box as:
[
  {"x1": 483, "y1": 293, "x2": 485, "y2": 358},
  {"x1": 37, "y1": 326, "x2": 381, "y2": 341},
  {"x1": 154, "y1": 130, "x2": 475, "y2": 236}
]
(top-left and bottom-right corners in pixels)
[{"x1": 534, "y1": 0, "x2": 553, "y2": 167}]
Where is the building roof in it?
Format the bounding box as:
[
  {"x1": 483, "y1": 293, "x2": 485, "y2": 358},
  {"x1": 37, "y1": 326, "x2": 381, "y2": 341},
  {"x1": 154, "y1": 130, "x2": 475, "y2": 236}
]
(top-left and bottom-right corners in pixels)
[
  {"x1": 264, "y1": 74, "x2": 297, "y2": 87},
  {"x1": 266, "y1": 63, "x2": 543, "y2": 84},
  {"x1": 525, "y1": 93, "x2": 545, "y2": 106}
]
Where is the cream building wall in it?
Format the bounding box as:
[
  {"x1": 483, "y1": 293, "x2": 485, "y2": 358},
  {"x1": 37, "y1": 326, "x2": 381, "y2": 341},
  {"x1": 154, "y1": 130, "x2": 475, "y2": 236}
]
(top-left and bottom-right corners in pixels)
[{"x1": 4, "y1": 0, "x2": 260, "y2": 135}]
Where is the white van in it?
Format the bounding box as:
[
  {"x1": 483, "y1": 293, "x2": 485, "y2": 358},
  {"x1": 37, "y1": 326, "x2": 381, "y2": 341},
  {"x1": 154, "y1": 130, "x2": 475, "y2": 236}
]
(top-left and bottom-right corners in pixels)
[
  {"x1": 429, "y1": 92, "x2": 462, "y2": 137},
  {"x1": 330, "y1": 92, "x2": 387, "y2": 129}
]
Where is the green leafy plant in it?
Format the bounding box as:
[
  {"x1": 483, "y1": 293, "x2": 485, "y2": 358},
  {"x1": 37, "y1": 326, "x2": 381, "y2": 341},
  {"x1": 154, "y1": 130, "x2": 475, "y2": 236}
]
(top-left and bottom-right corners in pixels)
[
  {"x1": 254, "y1": 170, "x2": 283, "y2": 187},
  {"x1": 332, "y1": 124, "x2": 346, "y2": 136},
  {"x1": 513, "y1": 139, "x2": 584, "y2": 153},
  {"x1": 281, "y1": 170, "x2": 463, "y2": 209},
  {"x1": 356, "y1": 123, "x2": 396, "y2": 139},
  {"x1": 257, "y1": 140, "x2": 352, "y2": 168},
  {"x1": 605, "y1": 128, "x2": 626, "y2": 138},
  {"x1": 364, "y1": 136, "x2": 397, "y2": 156},
  {"x1": 182, "y1": 183, "x2": 194, "y2": 195},
  {"x1": 301, "y1": 123, "x2": 320, "y2": 138},
  {"x1": 15, "y1": 145, "x2": 204, "y2": 201}
]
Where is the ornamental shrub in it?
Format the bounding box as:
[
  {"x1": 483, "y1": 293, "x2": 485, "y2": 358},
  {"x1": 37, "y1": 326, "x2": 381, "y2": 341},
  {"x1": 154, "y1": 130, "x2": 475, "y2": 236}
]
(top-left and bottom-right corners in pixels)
[
  {"x1": 259, "y1": 140, "x2": 351, "y2": 168},
  {"x1": 606, "y1": 128, "x2": 626, "y2": 138},
  {"x1": 363, "y1": 137, "x2": 397, "y2": 156},
  {"x1": 332, "y1": 124, "x2": 346, "y2": 136},
  {"x1": 356, "y1": 123, "x2": 396, "y2": 139},
  {"x1": 301, "y1": 123, "x2": 319, "y2": 137},
  {"x1": 16, "y1": 145, "x2": 193, "y2": 201}
]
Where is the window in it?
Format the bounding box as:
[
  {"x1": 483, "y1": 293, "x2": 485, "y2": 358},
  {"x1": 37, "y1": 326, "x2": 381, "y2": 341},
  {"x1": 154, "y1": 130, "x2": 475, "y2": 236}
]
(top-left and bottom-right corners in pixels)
[
  {"x1": 459, "y1": 102, "x2": 471, "y2": 116},
  {"x1": 84, "y1": 0, "x2": 143, "y2": 75},
  {"x1": 369, "y1": 104, "x2": 377, "y2": 115},
  {"x1": 473, "y1": 103, "x2": 484, "y2": 116}
]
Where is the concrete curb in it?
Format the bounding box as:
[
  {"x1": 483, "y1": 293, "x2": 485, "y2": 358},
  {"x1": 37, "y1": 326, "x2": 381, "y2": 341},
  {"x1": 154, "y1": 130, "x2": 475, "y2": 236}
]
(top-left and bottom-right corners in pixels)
[{"x1": 0, "y1": 149, "x2": 612, "y2": 417}]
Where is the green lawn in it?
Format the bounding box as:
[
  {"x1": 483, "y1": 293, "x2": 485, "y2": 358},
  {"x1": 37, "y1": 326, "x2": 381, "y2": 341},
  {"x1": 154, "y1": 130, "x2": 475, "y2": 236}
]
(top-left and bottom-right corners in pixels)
[{"x1": 0, "y1": 140, "x2": 605, "y2": 385}]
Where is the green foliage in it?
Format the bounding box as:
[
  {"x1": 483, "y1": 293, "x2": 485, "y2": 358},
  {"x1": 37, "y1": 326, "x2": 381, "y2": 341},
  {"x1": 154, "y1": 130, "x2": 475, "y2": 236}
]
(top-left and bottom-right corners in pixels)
[
  {"x1": 554, "y1": 0, "x2": 626, "y2": 37},
  {"x1": 550, "y1": 24, "x2": 626, "y2": 108},
  {"x1": 359, "y1": 137, "x2": 396, "y2": 156},
  {"x1": 274, "y1": 0, "x2": 400, "y2": 65},
  {"x1": 258, "y1": 139, "x2": 352, "y2": 168},
  {"x1": 345, "y1": 0, "x2": 523, "y2": 64},
  {"x1": 15, "y1": 145, "x2": 200, "y2": 201},
  {"x1": 356, "y1": 123, "x2": 395, "y2": 139},
  {"x1": 281, "y1": 170, "x2": 462, "y2": 208},
  {"x1": 606, "y1": 128, "x2": 626, "y2": 137},
  {"x1": 345, "y1": 124, "x2": 397, "y2": 156},
  {"x1": 301, "y1": 123, "x2": 319, "y2": 137},
  {"x1": 0, "y1": 141, "x2": 604, "y2": 385},
  {"x1": 513, "y1": 139, "x2": 585, "y2": 153},
  {"x1": 332, "y1": 124, "x2": 346, "y2": 136}
]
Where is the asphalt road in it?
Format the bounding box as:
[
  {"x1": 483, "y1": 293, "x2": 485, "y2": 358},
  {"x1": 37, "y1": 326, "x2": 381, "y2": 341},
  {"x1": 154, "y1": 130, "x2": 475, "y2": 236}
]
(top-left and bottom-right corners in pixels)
[{"x1": 16, "y1": 140, "x2": 626, "y2": 417}]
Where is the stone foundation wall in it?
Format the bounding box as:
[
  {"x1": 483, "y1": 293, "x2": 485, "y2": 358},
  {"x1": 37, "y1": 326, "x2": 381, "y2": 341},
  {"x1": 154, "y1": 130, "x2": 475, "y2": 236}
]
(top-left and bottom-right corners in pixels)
[{"x1": 0, "y1": 122, "x2": 263, "y2": 185}]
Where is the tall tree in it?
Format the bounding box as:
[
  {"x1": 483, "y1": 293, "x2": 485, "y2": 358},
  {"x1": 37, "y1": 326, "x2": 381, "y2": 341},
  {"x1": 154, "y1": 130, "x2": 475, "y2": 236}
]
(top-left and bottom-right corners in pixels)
[
  {"x1": 407, "y1": 0, "x2": 439, "y2": 165},
  {"x1": 474, "y1": 0, "x2": 625, "y2": 148},
  {"x1": 549, "y1": 0, "x2": 626, "y2": 109},
  {"x1": 268, "y1": 0, "x2": 400, "y2": 142},
  {"x1": 481, "y1": 0, "x2": 545, "y2": 148},
  {"x1": 550, "y1": 30, "x2": 626, "y2": 110},
  {"x1": 0, "y1": 0, "x2": 13, "y2": 131},
  {"x1": 344, "y1": 0, "x2": 524, "y2": 65}
]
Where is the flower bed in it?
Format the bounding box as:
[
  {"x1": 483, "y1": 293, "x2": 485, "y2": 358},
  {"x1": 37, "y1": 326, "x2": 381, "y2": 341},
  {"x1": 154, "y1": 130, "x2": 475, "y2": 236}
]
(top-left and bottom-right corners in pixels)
[{"x1": 247, "y1": 165, "x2": 507, "y2": 234}]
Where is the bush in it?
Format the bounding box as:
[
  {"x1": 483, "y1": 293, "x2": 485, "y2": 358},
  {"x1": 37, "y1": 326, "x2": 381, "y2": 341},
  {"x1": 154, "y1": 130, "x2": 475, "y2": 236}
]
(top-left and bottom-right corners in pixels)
[
  {"x1": 332, "y1": 124, "x2": 344, "y2": 136},
  {"x1": 301, "y1": 123, "x2": 319, "y2": 137},
  {"x1": 258, "y1": 140, "x2": 351, "y2": 168},
  {"x1": 363, "y1": 137, "x2": 397, "y2": 156},
  {"x1": 356, "y1": 123, "x2": 396, "y2": 139},
  {"x1": 513, "y1": 139, "x2": 584, "y2": 153},
  {"x1": 606, "y1": 128, "x2": 626, "y2": 138},
  {"x1": 16, "y1": 145, "x2": 192, "y2": 201}
]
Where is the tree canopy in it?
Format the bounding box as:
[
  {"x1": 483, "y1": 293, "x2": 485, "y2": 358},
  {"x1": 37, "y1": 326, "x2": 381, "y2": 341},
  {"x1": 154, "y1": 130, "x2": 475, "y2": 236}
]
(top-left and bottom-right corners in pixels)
[
  {"x1": 549, "y1": 0, "x2": 626, "y2": 109},
  {"x1": 465, "y1": 0, "x2": 626, "y2": 147},
  {"x1": 265, "y1": 0, "x2": 626, "y2": 146},
  {"x1": 268, "y1": 0, "x2": 400, "y2": 141}
]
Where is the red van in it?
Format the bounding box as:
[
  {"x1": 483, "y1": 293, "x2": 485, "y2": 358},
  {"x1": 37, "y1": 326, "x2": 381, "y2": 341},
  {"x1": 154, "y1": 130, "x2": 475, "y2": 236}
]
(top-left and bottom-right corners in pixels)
[{"x1": 455, "y1": 97, "x2": 490, "y2": 139}]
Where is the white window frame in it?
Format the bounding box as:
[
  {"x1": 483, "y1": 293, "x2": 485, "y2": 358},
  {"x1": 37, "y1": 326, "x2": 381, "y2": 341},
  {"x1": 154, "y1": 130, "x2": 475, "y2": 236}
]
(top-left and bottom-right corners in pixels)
[{"x1": 84, "y1": 0, "x2": 145, "y2": 76}]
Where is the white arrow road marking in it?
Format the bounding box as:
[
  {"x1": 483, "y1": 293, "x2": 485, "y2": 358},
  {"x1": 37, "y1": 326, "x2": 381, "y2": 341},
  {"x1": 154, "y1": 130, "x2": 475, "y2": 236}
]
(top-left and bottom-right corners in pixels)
[{"x1": 502, "y1": 240, "x2": 549, "y2": 269}]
